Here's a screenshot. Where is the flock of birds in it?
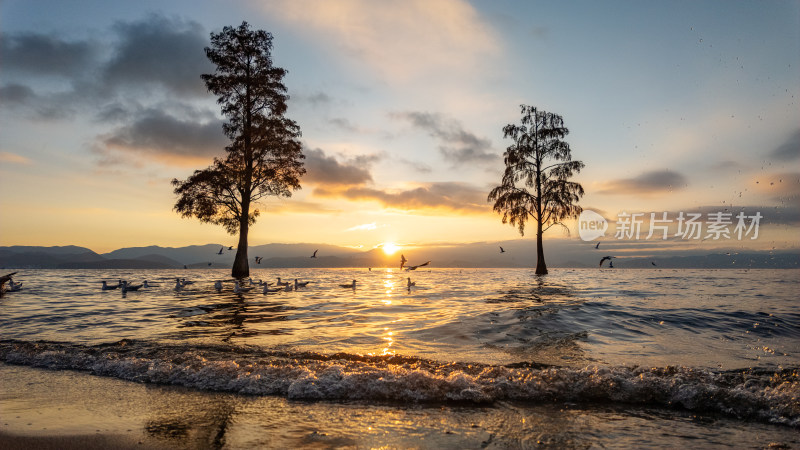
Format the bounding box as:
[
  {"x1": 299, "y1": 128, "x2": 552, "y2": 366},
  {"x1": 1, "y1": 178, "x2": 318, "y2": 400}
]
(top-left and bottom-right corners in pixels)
[{"x1": 96, "y1": 274, "x2": 421, "y2": 295}]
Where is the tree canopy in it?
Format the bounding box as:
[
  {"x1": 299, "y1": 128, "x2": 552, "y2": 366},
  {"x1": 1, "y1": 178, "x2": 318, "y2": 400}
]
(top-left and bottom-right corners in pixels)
[{"x1": 173, "y1": 22, "x2": 304, "y2": 278}]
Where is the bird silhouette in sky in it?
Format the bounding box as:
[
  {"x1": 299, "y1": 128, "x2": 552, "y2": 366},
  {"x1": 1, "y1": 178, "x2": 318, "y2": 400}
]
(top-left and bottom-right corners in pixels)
[
  {"x1": 311, "y1": 249, "x2": 318, "y2": 258},
  {"x1": 228, "y1": 246, "x2": 233, "y2": 250},
  {"x1": 400, "y1": 254, "x2": 407, "y2": 270},
  {"x1": 255, "y1": 256, "x2": 263, "y2": 264},
  {"x1": 407, "y1": 261, "x2": 431, "y2": 271},
  {"x1": 599, "y1": 256, "x2": 614, "y2": 267}
]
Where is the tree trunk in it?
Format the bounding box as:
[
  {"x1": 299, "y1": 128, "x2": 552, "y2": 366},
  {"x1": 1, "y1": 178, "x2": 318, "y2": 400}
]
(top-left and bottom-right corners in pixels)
[
  {"x1": 535, "y1": 219, "x2": 548, "y2": 275},
  {"x1": 232, "y1": 216, "x2": 250, "y2": 278}
]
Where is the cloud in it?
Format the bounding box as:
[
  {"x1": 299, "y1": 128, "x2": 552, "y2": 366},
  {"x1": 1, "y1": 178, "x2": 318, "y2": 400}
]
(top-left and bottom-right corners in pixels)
[
  {"x1": 598, "y1": 170, "x2": 688, "y2": 195},
  {"x1": 303, "y1": 147, "x2": 375, "y2": 186},
  {"x1": 0, "y1": 151, "x2": 33, "y2": 165},
  {"x1": 259, "y1": 0, "x2": 499, "y2": 83},
  {"x1": 314, "y1": 181, "x2": 490, "y2": 213},
  {"x1": 770, "y1": 128, "x2": 800, "y2": 161},
  {"x1": 99, "y1": 108, "x2": 226, "y2": 166},
  {"x1": 0, "y1": 32, "x2": 98, "y2": 77},
  {"x1": 0, "y1": 83, "x2": 76, "y2": 120},
  {"x1": 0, "y1": 84, "x2": 36, "y2": 104},
  {"x1": 391, "y1": 111, "x2": 497, "y2": 165},
  {"x1": 101, "y1": 15, "x2": 212, "y2": 97},
  {"x1": 345, "y1": 222, "x2": 378, "y2": 232}
]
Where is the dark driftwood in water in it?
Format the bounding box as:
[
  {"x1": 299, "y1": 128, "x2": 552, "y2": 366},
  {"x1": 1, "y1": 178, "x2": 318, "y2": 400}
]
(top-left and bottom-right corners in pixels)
[{"x1": 0, "y1": 272, "x2": 17, "y2": 296}]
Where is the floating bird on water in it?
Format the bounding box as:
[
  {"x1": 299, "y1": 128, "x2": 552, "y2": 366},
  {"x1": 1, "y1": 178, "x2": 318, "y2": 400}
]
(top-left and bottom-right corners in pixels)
[
  {"x1": 217, "y1": 247, "x2": 224, "y2": 255},
  {"x1": 609, "y1": 261, "x2": 614, "y2": 268},
  {"x1": 595, "y1": 242, "x2": 601, "y2": 249},
  {"x1": 234, "y1": 281, "x2": 252, "y2": 293},
  {"x1": 407, "y1": 261, "x2": 431, "y2": 271},
  {"x1": 6, "y1": 280, "x2": 22, "y2": 292},
  {"x1": 228, "y1": 246, "x2": 233, "y2": 250},
  {"x1": 102, "y1": 281, "x2": 120, "y2": 291},
  {"x1": 1, "y1": 272, "x2": 18, "y2": 295},
  {"x1": 121, "y1": 281, "x2": 143, "y2": 293},
  {"x1": 400, "y1": 254, "x2": 407, "y2": 271},
  {"x1": 407, "y1": 277, "x2": 415, "y2": 288},
  {"x1": 599, "y1": 256, "x2": 615, "y2": 267},
  {"x1": 263, "y1": 284, "x2": 283, "y2": 293},
  {"x1": 294, "y1": 279, "x2": 309, "y2": 289},
  {"x1": 276, "y1": 277, "x2": 289, "y2": 287},
  {"x1": 651, "y1": 261, "x2": 657, "y2": 266},
  {"x1": 311, "y1": 250, "x2": 318, "y2": 258},
  {"x1": 142, "y1": 280, "x2": 159, "y2": 288},
  {"x1": 499, "y1": 246, "x2": 506, "y2": 253},
  {"x1": 174, "y1": 278, "x2": 193, "y2": 291},
  {"x1": 339, "y1": 280, "x2": 356, "y2": 289},
  {"x1": 255, "y1": 256, "x2": 263, "y2": 264},
  {"x1": 214, "y1": 281, "x2": 223, "y2": 292}
]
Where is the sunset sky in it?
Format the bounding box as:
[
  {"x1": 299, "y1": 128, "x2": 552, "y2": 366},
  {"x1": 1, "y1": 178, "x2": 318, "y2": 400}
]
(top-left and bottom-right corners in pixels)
[{"x1": 1, "y1": 0, "x2": 798, "y2": 255}]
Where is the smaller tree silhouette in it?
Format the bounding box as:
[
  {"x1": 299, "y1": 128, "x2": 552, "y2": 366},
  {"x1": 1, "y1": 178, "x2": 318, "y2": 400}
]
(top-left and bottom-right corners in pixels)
[{"x1": 488, "y1": 105, "x2": 584, "y2": 275}]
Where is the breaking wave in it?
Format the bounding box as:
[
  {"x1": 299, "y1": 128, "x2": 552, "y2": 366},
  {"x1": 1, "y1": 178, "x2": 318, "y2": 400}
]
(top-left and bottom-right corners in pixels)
[{"x1": 1, "y1": 339, "x2": 796, "y2": 428}]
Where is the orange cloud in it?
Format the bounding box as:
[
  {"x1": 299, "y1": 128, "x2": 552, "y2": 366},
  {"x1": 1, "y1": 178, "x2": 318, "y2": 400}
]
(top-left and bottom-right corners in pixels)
[{"x1": 313, "y1": 182, "x2": 491, "y2": 214}]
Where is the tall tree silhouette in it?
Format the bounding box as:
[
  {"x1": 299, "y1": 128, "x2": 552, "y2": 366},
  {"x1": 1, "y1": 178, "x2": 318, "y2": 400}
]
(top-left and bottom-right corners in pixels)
[
  {"x1": 173, "y1": 22, "x2": 304, "y2": 278},
  {"x1": 488, "y1": 105, "x2": 584, "y2": 275}
]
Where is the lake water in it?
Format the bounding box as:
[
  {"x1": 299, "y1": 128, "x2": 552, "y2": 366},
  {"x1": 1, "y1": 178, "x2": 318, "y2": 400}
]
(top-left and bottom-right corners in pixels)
[{"x1": 1, "y1": 268, "x2": 798, "y2": 447}]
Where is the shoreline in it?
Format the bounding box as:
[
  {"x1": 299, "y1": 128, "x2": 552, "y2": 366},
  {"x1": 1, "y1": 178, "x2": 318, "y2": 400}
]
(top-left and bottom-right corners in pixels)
[{"x1": 0, "y1": 431, "x2": 167, "y2": 450}]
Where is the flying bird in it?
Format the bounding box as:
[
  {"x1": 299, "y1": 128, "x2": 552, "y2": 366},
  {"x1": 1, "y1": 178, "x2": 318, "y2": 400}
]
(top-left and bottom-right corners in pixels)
[
  {"x1": 407, "y1": 261, "x2": 431, "y2": 271},
  {"x1": 651, "y1": 261, "x2": 657, "y2": 266},
  {"x1": 599, "y1": 256, "x2": 614, "y2": 267},
  {"x1": 400, "y1": 254, "x2": 408, "y2": 271},
  {"x1": 217, "y1": 247, "x2": 224, "y2": 255},
  {"x1": 255, "y1": 256, "x2": 263, "y2": 264},
  {"x1": 228, "y1": 246, "x2": 233, "y2": 250},
  {"x1": 311, "y1": 250, "x2": 318, "y2": 258},
  {"x1": 499, "y1": 246, "x2": 506, "y2": 253}
]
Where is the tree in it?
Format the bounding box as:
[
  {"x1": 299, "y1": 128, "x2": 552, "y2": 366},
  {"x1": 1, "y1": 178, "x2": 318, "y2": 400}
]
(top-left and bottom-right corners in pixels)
[
  {"x1": 172, "y1": 22, "x2": 305, "y2": 278},
  {"x1": 488, "y1": 105, "x2": 584, "y2": 275}
]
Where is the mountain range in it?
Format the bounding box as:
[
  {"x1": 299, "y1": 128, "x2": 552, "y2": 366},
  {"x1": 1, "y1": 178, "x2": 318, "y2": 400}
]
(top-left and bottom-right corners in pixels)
[{"x1": 1, "y1": 241, "x2": 798, "y2": 270}]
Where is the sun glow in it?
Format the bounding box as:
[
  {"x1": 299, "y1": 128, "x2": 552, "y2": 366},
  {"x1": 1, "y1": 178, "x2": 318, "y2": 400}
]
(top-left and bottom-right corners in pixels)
[{"x1": 381, "y1": 242, "x2": 400, "y2": 255}]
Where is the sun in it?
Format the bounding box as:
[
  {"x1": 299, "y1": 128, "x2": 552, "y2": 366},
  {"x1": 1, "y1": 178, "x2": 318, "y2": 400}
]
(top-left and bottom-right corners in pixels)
[{"x1": 381, "y1": 242, "x2": 401, "y2": 255}]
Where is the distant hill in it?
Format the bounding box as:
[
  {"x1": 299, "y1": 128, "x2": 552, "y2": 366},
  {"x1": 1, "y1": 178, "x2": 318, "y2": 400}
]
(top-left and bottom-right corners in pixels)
[{"x1": 1, "y1": 242, "x2": 798, "y2": 269}]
